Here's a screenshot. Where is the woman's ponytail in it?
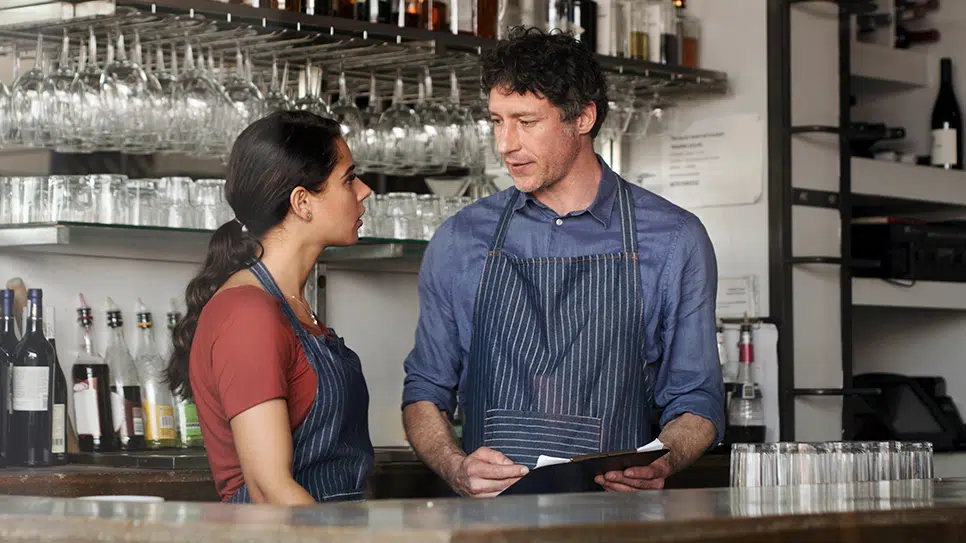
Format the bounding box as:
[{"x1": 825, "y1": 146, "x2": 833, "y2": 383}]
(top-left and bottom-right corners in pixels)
[{"x1": 165, "y1": 219, "x2": 261, "y2": 400}]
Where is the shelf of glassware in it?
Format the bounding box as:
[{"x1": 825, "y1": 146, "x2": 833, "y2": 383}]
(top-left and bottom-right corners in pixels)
[
  {"x1": 0, "y1": 222, "x2": 428, "y2": 266},
  {"x1": 0, "y1": 0, "x2": 730, "y2": 98}
]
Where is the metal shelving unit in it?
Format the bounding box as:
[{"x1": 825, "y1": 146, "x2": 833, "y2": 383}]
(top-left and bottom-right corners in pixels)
[{"x1": 771, "y1": 0, "x2": 878, "y2": 442}]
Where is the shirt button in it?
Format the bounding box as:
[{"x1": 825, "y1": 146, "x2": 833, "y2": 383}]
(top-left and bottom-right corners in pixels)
[{"x1": 555, "y1": 218, "x2": 563, "y2": 226}]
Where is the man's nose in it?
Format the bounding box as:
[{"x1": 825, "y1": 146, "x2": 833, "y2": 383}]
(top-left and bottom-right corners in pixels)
[{"x1": 496, "y1": 123, "x2": 521, "y2": 155}]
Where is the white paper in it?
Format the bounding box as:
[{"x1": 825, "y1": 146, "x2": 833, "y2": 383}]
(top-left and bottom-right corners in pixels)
[
  {"x1": 533, "y1": 438, "x2": 665, "y2": 470},
  {"x1": 716, "y1": 276, "x2": 760, "y2": 319},
  {"x1": 638, "y1": 114, "x2": 764, "y2": 209}
]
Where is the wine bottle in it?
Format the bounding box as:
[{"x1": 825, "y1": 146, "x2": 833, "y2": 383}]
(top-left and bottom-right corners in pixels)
[
  {"x1": 44, "y1": 305, "x2": 69, "y2": 465},
  {"x1": 9, "y1": 289, "x2": 56, "y2": 467},
  {"x1": 0, "y1": 289, "x2": 15, "y2": 467},
  {"x1": 104, "y1": 298, "x2": 145, "y2": 451},
  {"x1": 931, "y1": 57, "x2": 963, "y2": 170}
]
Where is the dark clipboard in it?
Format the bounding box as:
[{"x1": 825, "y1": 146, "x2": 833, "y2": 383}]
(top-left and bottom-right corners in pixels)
[{"x1": 499, "y1": 448, "x2": 670, "y2": 496}]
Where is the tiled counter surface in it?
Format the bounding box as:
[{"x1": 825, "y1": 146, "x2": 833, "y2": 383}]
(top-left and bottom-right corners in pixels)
[{"x1": 0, "y1": 479, "x2": 961, "y2": 542}]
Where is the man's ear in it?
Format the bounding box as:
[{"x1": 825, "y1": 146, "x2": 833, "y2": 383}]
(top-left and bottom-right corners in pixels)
[{"x1": 576, "y1": 102, "x2": 598, "y2": 136}]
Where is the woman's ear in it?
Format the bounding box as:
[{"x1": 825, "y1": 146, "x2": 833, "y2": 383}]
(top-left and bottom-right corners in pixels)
[{"x1": 289, "y1": 187, "x2": 314, "y2": 222}]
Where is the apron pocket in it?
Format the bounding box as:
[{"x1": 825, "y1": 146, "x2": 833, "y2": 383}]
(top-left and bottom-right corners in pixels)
[{"x1": 483, "y1": 409, "x2": 601, "y2": 467}]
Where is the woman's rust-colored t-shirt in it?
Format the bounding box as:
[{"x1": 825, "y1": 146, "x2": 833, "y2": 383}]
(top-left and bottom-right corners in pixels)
[{"x1": 189, "y1": 285, "x2": 324, "y2": 502}]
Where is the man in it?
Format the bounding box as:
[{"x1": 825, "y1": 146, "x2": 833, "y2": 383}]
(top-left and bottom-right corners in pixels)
[{"x1": 402, "y1": 26, "x2": 724, "y2": 498}]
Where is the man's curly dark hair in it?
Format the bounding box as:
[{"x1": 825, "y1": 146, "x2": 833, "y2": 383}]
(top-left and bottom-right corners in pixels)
[{"x1": 480, "y1": 26, "x2": 609, "y2": 139}]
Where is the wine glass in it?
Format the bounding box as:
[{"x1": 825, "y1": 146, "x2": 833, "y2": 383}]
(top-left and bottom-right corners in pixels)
[{"x1": 329, "y1": 66, "x2": 364, "y2": 151}]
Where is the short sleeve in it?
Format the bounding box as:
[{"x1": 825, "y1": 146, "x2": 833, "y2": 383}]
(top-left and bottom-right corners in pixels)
[{"x1": 209, "y1": 293, "x2": 294, "y2": 421}]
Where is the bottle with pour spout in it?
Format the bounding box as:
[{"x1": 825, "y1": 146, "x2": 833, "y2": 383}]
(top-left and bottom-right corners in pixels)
[
  {"x1": 72, "y1": 294, "x2": 117, "y2": 452},
  {"x1": 167, "y1": 300, "x2": 203, "y2": 448},
  {"x1": 135, "y1": 299, "x2": 176, "y2": 449},
  {"x1": 104, "y1": 297, "x2": 145, "y2": 451}
]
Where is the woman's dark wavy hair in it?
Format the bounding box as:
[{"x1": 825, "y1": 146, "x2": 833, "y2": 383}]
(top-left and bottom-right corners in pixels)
[
  {"x1": 165, "y1": 111, "x2": 343, "y2": 400},
  {"x1": 479, "y1": 26, "x2": 609, "y2": 138}
]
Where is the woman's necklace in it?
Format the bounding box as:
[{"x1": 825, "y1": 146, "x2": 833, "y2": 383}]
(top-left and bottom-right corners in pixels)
[{"x1": 288, "y1": 295, "x2": 319, "y2": 328}]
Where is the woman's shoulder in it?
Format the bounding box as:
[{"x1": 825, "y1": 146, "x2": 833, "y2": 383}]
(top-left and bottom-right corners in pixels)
[{"x1": 197, "y1": 285, "x2": 292, "y2": 340}]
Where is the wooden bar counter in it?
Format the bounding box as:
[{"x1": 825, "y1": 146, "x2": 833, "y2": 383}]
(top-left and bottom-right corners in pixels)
[
  {"x1": 0, "y1": 479, "x2": 960, "y2": 542},
  {"x1": 0, "y1": 449, "x2": 730, "y2": 501}
]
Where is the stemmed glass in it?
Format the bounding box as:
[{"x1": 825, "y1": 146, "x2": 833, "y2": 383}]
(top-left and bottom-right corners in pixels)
[
  {"x1": 444, "y1": 69, "x2": 478, "y2": 169},
  {"x1": 329, "y1": 65, "x2": 364, "y2": 151},
  {"x1": 356, "y1": 73, "x2": 386, "y2": 173},
  {"x1": 467, "y1": 89, "x2": 501, "y2": 171},
  {"x1": 0, "y1": 47, "x2": 10, "y2": 149},
  {"x1": 376, "y1": 71, "x2": 421, "y2": 176},
  {"x1": 43, "y1": 31, "x2": 83, "y2": 153},
  {"x1": 152, "y1": 43, "x2": 183, "y2": 153},
  {"x1": 176, "y1": 40, "x2": 225, "y2": 158},
  {"x1": 294, "y1": 61, "x2": 331, "y2": 119},
  {"x1": 412, "y1": 68, "x2": 450, "y2": 175},
  {"x1": 11, "y1": 34, "x2": 49, "y2": 148},
  {"x1": 263, "y1": 54, "x2": 293, "y2": 113},
  {"x1": 223, "y1": 45, "x2": 265, "y2": 155},
  {"x1": 75, "y1": 28, "x2": 106, "y2": 152},
  {"x1": 101, "y1": 30, "x2": 154, "y2": 154}
]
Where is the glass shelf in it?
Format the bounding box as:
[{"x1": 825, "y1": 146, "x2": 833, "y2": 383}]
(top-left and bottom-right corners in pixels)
[{"x1": 0, "y1": 222, "x2": 428, "y2": 266}]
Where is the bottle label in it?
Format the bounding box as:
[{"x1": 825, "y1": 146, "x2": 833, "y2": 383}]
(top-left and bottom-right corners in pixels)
[
  {"x1": 73, "y1": 378, "x2": 102, "y2": 438},
  {"x1": 183, "y1": 402, "x2": 202, "y2": 439},
  {"x1": 932, "y1": 128, "x2": 958, "y2": 165},
  {"x1": 144, "y1": 402, "x2": 176, "y2": 441},
  {"x1": 111, "y1": 391, "x2": 146, "y2": 438},
  {"x1": 52, "y1": 404, "x2": 66, "y2": 454},
  {"x1": 12, "y1": 366, "x2": 49, "y2": 412}
]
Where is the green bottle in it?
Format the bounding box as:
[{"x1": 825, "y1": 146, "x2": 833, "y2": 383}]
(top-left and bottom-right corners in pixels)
[{"x1": 167, "y1": 306, "x2": 203, "y2": 449}]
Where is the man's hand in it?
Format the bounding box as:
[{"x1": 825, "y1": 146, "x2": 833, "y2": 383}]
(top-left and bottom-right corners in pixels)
[
  {"x1": 443, "y1": 446, "x2": 529, "y2": 498},
  {"x1": 594, "y1": 456, "x2": 671, "y2": 492}
]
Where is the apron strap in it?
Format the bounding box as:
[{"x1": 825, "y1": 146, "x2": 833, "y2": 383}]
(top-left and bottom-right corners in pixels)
[
  {"x1": 490, "y1": 189, "x2": 521, "y2": 252},
  {"x1": 616, "y1": 178, "x2": 638, "y2": 254},
  {"x1": 248, "y1": 260, "x2": 309, "y2": 332}
]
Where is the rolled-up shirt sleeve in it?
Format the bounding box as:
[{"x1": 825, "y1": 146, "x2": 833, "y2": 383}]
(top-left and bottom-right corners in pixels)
[
  {"x1": 402, "y1": 218, "x2": 462, "y2": 415},
  {"x1": 654, "y1": 215, "x2": 726, "y2": 445}
]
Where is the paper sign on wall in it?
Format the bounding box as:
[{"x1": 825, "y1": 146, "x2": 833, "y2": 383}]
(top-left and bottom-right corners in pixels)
[
  {"x1": 643, "y1": 114, "x2": 764, "y2": 209},
  {"x1": 716, "y1": 275, "x2": 760, "y2": 319}
]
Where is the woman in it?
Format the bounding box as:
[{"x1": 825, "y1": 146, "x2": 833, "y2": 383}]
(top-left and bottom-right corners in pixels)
[{"x1": 166, "y1": 111, "x2": 374, "y2": 505}]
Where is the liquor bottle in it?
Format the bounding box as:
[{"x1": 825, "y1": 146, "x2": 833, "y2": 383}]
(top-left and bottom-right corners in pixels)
[
  {"x1": 73, "y1": 295, "x2": 116, "y2": 453},
  {"x1": 573, "y1": 0, "x2": 598, "y2": 52},
  {"x1": 849, "y1": 121, "x2": 906, "y2": 158},
  {"x1": 9, "y1": 289, "x2": 56, "y2": 467},
  {"x1": 628, "y1": 1, "x2": 649, "y2": 60},
  {"x1": 134, "y1": 300, "x2": 176, "y2": 449},
  {"x1": 44, "y1": 305, "x2": 69, "y2": 465},
  {"x1": 422, "y1": 0, "x2": 449, "y2": 31},
  {"x1": 104, "y1": 298, "x2": 145, "y2": 451},
  {"x1": 0, "y1": 289, "x2": 15, "y2": 467},
  {"x1": 931, "y1": 58, "x2": 963, "y2": 170},
  {"x1": 675, "y1": 0, "x2": 699, "y2": 68},
  {"x1": 725, "y1": 316, "x2": 765, "y2": 445},
  {"x1": 476, "y1": 0, "x2": 498, "y2": 37},
  {"x1": 167, "y1": 305, "x2": 203, "y2": 449}
]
